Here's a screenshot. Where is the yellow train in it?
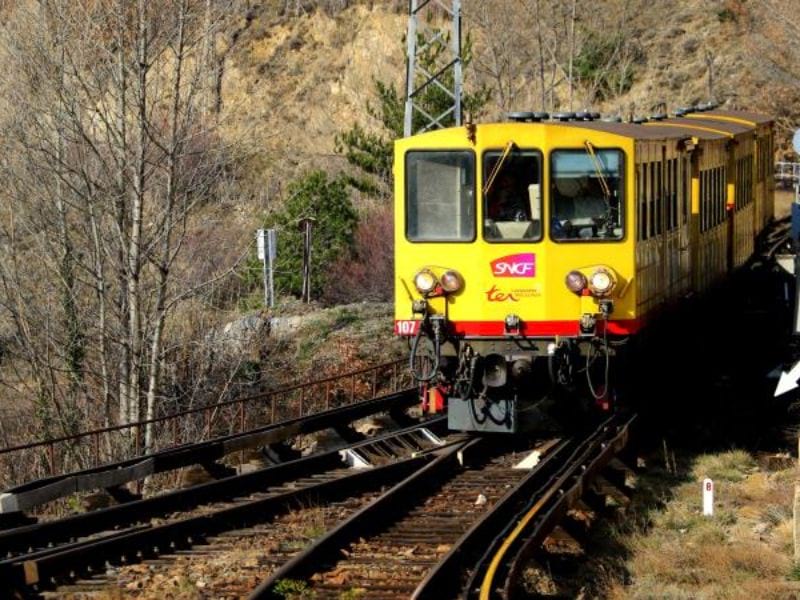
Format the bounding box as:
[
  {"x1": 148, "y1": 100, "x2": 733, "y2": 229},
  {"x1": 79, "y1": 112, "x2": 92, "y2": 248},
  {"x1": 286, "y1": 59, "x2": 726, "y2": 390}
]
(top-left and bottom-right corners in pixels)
[{"x1": 393, "y1": 106, "x2": 775, "y2": 433}]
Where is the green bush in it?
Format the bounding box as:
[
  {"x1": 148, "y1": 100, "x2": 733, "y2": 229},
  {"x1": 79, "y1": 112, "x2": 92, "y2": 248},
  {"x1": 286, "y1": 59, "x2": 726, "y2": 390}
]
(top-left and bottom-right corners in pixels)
[{"x1": 248, "y1": 171, "x2": 358, "y2": 301}]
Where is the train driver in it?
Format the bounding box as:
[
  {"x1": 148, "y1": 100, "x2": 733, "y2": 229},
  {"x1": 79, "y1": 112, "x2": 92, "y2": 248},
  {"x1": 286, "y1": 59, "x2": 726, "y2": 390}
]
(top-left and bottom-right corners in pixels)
[{"x1": 487, "y1": 173, "x2": 529, "y2": 222}]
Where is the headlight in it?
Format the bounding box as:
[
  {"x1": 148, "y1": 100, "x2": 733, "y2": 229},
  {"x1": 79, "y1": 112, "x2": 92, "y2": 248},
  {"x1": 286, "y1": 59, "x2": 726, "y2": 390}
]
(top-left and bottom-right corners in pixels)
[
  {"x1": 565, "y1": 270, "x2": 588, "y2": 294},
  {"x1": 414, "y1": 269, "x2": 438, "y2": 295},
  {"x1": 440, "y1": 270, "x2": 462, "y2": 293},
  {"x1": 588, "y1": 268, "x2": 615, "y2": 296}
]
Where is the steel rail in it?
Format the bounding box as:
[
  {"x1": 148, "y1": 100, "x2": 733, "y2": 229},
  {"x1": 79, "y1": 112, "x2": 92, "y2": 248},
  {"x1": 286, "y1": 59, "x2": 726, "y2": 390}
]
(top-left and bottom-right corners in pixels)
[
  {"x1": 0, "y1": 416, "x2": 444, "y2": 559},
  {"x1": 1, "y1": 387, "x2": 418, "y2": 514},
  {"x1": 250, "y1": 437, "x2": 481, "y2": 599},
  {"x1": 409, "y1": 436, "x2": 572, "y2": 600},
  {"x1": 473, "y1": 415, "x2": 634, "y2": 600},
  {"x1": 1, "y1": 449, "x2": 439, "y2": 593}
]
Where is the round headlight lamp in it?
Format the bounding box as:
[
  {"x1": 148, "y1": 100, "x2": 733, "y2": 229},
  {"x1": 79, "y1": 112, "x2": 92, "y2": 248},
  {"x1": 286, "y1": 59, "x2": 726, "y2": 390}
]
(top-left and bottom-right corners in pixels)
[
  {"x1": 565, "y1": 270, "x2": 588, "y2": 294},
  {"x1": 413, "y1": 269, "x2": 438, "y2": 295},
  {"x1": 588, "y1": 268, "x2": 616, "y2": 296},
  {"x1": 440, "y1": 270, "x2": 463, "y2": 293}
]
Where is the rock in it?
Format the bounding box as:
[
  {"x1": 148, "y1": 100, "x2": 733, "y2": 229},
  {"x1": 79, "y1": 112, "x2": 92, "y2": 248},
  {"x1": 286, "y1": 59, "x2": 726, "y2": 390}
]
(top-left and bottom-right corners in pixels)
[
  {"x1": 753, "y1": 522, "x2": 770, "y2": 535},
  {"x1": 292, "y1": 428, "x2": 347, "y2": 455},
  {"x1": 206, "y1": 312, "x2": 268, "y2": 356},
  {"x1": 268, "y1": 315, "x2": 305, "y2": 339},
  {"x1": 353, "y1": 416, "x2": 384, "y2": 436},
  {"x1": 81, "y1": 492, "x2": 114, "y2": 511},
  {"x1": 178, "y1": 465, "x2": 214, "y2": 488},
  {"x1": 475, "y1": 493, "x2": 487, "y2": 506}
]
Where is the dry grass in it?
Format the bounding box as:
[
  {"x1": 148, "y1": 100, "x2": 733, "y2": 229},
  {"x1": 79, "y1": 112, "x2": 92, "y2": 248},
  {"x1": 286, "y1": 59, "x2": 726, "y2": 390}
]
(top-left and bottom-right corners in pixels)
[{"x1": 609, "y1": 450, "x2": 799, "y2": 599}]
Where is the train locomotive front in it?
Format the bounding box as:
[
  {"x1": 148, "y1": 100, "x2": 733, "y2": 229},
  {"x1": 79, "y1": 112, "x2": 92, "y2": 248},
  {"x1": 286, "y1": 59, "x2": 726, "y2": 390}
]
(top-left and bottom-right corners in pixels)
[{"x1": 394, "y1": 116, "x2": 638, "y2": 433}]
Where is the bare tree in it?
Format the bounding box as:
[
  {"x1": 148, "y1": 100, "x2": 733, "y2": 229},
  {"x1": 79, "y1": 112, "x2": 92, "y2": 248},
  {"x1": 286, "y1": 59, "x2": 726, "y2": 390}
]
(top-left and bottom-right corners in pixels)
[{"x1": 0, "y1": 0, "x2": 236, "y2": 454}]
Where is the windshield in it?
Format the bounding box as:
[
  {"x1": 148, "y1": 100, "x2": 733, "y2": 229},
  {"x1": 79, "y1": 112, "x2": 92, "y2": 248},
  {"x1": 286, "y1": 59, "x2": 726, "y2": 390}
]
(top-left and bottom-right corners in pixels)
[
  {"x1": 551, "y1": 149, "x2": 624, "y2": 241},
  {"x1": 483, "y1": 149, "x2": 543, "y2": 242},
  {"x1": 406, "y1": 151, "x2": 475, "y2": 242}
]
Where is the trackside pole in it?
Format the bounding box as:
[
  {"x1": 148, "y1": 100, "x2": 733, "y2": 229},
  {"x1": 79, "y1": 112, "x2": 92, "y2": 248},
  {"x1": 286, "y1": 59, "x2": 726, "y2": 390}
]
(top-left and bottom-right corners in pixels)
[{"x1": 793, "y1": 190, "x2": 800, "y2": 335}]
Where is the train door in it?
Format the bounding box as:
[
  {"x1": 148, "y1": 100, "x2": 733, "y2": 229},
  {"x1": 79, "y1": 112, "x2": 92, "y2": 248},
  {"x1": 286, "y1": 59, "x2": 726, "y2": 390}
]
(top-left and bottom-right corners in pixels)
[
  {"x1": 754, "y1": 135, "x2": 764, "y2": 234},
  {"x1": 677, "y1": 151, "x2": 692, "y2": 295},
  {"x1": 689, "y1": 146, "x2": 702, "y2": 293},
  {"x1": 664, "y1": 147, "x2": 691, "y2": 299},
  {"x1": 634, "y1": 141, "x2": 665, "y2": 319},
  {"x1": 726, "y1": 145, "x2": 736, "y2": 273},
  {"x1": 661, "y1": 145, "x2": 673, "y2": 300}
]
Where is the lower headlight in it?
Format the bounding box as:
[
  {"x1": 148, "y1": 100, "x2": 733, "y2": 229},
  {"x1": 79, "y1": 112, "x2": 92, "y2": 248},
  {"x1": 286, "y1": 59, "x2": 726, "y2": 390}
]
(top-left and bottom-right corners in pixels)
[
  {"x1": 588, "y1": 268, "x2": 615, "y2": 296},
  {"x1": 565, "y1": 270, "x2": 588, "y2": 294},
  {"x1": 440, "y1": 270, "x2": 463, "y2": 293},
  {"x1": 414, "y1": 269, "x2": 438, "y2": 295}
]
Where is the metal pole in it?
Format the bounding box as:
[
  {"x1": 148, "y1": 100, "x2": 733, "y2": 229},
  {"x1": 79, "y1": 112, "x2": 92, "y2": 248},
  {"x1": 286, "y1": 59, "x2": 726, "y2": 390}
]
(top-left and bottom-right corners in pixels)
[
  {"x1": 300, "y1": 219, "x2": 313, "y2": 304},
  {"x1": 257, "y1": 229, "x2": 268, "y2": 308},
  {"x1": 306, "y1": 221, "x2": 312, "y2": 303},
  {"x1": 404, "y1": 0, "x2": 418, "y2": 137},
  {"x1": 453, "y1": 0, "x2": 462, "y2": 127},
  {"x1": 261, "y1": 247, "x2": 272, "y2": 308},
  {"x1": 267, "y1": 230, "x2": 276, "y2": 308},
  {"x1": 792, "y1": 184, "x2": 800, "y2": 336}
]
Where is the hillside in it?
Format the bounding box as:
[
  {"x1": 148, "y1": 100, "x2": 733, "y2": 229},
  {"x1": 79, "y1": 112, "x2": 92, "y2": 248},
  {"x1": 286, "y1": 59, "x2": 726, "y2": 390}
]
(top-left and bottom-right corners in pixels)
[{"x1": 213, "y1": 0, "x2": 799, "y2": 191}]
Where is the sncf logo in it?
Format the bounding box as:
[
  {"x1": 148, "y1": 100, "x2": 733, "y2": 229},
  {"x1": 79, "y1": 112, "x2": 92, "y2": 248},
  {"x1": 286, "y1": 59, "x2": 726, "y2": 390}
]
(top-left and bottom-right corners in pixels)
[{"x1": 491, "y1": 253, "x2": 536, "y2": 278}]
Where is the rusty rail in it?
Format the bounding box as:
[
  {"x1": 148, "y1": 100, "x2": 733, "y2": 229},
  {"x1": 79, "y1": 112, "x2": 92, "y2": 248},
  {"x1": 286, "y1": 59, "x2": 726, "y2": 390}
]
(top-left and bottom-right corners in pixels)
[{"x1": 0, "y1": 359, "x2": 410, "y2": 488}]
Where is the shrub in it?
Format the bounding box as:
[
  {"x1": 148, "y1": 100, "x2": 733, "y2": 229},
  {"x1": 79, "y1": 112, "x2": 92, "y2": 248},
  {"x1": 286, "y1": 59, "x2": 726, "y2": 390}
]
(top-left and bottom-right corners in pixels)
[
  {"x1": 574, "y1": 32, "x2": 635, "y2": 101},
  {"x1": 322, "y1": 204, "x2": 393, "y2": 304},
  {"x1": 249, "y1": 171, "x2": 358, "y2": 301}
]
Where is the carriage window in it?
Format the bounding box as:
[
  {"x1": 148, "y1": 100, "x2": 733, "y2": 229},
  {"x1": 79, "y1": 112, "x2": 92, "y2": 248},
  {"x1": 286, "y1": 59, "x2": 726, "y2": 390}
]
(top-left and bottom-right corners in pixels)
[
  {"x1": 483, "y1": 150, "x2": 543, "y2": 242},
  {"x1": 551, "y1": 149, "x2": 624, "y2": 241},
  {"x1": 406, "y1": 151, "x2": 475, "y2": 242},
  {"x1": 682, "y1": 157, "x2": 690, "y2": 225},
  {"x1": 649, "y1": 162, "x2": 656, "y2": 237},
  {"x1": 655, "y1": 162, "x2": 663, "y2": 235},
  {"x1": 637, "y1": 164, "x2": 646, "y2": 241}
]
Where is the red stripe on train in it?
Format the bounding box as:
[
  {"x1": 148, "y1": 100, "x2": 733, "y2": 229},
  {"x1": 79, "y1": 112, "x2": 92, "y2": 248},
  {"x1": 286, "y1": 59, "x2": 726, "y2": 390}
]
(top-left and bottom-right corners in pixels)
[{"x1": 394, "y1": 319, "x2": 641, "y2": 337}]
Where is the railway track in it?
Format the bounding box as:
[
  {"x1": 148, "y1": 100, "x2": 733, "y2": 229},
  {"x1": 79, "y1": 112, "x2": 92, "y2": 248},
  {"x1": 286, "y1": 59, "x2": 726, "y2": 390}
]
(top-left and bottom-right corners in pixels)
[
  {"x1": 3, "y1": 408, "x2": 635, "y2": 599},
  {"x1": 253, "y1": 414, "x2": 633, "y2": 600},
  {"x1": 462, "y1": 415, "x2": 632, "y2": 600},
  {"x1": 1, "y1": 419, "x2": 454, "y2": 597},
  {"x1": 0, "y1": 386, "x2": 419, "y2": 517}
]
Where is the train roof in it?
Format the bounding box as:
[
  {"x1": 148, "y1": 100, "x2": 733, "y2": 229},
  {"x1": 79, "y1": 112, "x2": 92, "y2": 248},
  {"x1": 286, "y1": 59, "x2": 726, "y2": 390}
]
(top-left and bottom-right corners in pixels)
[
  {"x1": 397, "y1": 109, "x2": 771, "y2": 147},
  {"x1": 646, "y1": 118, "x2": 742, "y2": 139},
  {"x1": 564, "y1": 121, "x2": 690, "y2": 140},
  {"x1": 689, "y1": 109, "x2": 773, "y2": 126}
]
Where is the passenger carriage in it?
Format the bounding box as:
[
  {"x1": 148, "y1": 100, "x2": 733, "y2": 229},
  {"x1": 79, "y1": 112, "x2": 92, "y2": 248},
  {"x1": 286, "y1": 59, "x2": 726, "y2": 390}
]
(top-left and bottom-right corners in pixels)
[{"x1": 393, "y1": 109, "x2": 774, "y2": 433}]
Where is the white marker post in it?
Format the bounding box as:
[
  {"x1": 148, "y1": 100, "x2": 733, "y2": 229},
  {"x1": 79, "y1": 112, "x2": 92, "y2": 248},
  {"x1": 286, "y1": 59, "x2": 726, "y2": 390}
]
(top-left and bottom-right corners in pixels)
[
  {"x1": 703, "y1": 478, "x2": 714, "y2": 516},
  {"x1": 257, "y1": 229, "x2": 277, "y2": 308}
]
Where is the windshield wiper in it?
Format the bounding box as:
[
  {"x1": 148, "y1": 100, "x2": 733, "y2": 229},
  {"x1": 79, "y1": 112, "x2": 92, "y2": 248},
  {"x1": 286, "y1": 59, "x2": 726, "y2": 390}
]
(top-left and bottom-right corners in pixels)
[
  {"x1": 483, "y1": 140, "x2": 517, "y2": 197},
  {"x1": 584, "y1": 140, "x2": 616, "y2": 233}
]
